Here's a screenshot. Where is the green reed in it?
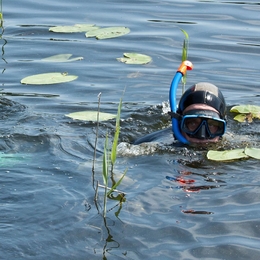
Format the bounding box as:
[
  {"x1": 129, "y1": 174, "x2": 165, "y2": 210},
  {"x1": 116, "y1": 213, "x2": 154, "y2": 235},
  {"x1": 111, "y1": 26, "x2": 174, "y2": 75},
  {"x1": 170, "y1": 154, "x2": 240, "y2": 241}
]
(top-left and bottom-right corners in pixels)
[
  {"x1": 0, "y1": 0, "x2": 3, "y2": 27},
  {"x1": 180, "y1": 28, "x2": 189, "y2": 93},
  {"x1": 92, "y1": 95, "x2": 127, "y2": 218}
]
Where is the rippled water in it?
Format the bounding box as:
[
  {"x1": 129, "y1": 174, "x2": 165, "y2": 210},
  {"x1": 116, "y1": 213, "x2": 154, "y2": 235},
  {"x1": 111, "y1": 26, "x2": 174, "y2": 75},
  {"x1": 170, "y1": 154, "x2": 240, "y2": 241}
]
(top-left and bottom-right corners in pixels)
[{"x1": 1, "y1": 0, "x2": 260, "y2": 259}]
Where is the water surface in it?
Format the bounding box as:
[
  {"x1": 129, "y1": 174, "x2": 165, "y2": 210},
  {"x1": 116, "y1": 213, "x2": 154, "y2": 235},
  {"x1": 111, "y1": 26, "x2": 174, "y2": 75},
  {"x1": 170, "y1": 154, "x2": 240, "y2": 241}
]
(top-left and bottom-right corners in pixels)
[{"x1": 1, "y1": 0, "x2": 260, "y2": 259}]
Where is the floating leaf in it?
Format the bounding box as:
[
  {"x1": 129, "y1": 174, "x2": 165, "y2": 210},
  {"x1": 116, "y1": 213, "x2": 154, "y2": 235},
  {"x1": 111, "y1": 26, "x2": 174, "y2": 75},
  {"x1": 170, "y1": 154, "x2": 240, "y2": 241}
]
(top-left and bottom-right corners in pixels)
[
  {"x1": 65, "y1": 111, "x2": 116, "y2": 121},
  {"x1": 86, "y1": 26, "x2": 130, "y2": 40},
  {"x1": 230, "y1": 105, "x2": 260, "y2": 114},
  {"x1": 49, "y1": 24, "x2": 99, "y2": 33},
  {"x1": 42, "y1": 54, "x2": 83, "y2": 62},
  {"x1": 21, "y1": 72, "x2": 78, "y2": 85},
  {"x1": 244, "y1": 147, "x2": 260, "y2": 160},
  {"x1": 117, "y1": 53, "x2": 152, "y2": 65},
  {"x1": 230, "y1": 105, "x2": 260, "y2": 122},
  {"x1": 207, "y1": 149, "x2": 248, "y2": 161},
  {"x1": 233, "y1": 114, "x2": 247, "y2": 123}
]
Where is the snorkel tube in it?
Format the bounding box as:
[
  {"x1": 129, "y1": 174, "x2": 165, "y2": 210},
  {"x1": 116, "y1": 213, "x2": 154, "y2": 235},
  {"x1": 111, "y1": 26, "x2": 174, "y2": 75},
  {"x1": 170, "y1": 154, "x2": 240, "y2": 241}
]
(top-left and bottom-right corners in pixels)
[{"x1": 169, "y1": 60, "x2": 193, "y2": 144}]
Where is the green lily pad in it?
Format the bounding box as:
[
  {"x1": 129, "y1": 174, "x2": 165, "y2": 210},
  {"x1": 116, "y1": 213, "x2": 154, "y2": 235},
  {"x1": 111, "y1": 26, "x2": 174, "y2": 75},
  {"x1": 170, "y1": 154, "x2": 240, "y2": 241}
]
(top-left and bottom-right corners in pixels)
[
  {"x1": 49, "y1": 24, "x2": 99, "y2": 33},
  {"x1": 230, "y1": 105, "x2": 260, "y2": 114},
  {"x1": 117, "y1": 53, "x2": 152, "y2": 65},
  {"x1": 42, "y1": 54, "x2": 83, "y2": 62},
  {"x1": 21, "y1": 72, "x2": 78, "y2": 85},
  {"x1": 233, "y1": 114, "x2": 247, "y2": 123},
  {"x1": 207, "y1": 149, "x2": 249, "y2": 161},
  {"x1": 244, "y1": 147, "x2": 260, "y2": 160},
  {"x1": 65, "y1": 111, "x2": 116, "y2": 121},
  {"x1": 85, "y1": 26, "x2": 130, "y2": 40},
  {"x1": 230, "y1": 105, "x2": 260, "y2": 122}
]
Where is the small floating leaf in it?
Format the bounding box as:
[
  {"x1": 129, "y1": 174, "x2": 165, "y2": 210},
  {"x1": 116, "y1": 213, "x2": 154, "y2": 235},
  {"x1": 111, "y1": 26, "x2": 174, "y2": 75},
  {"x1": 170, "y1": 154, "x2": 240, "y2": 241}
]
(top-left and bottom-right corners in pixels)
[
  {"x1": 117, "y1": 53, "x2": 152, "y2": 64},
  {"x1": 21, "y1": 72, "x2": 78, "y2": 85},
  {"x1": 49, "y1": 24, "x2": 99, "y2": 33},
  {"x1": 86, "y1": 26, "x2": 130, "y2": 40},
  {"x1": 244, "y1": 147, "x2": 260, "y2": 160},
  {"x1": 207, "y1": 149, "x2": 248, "y2": 161},
  {"x1": 65, "y1": 111, "x2": 116, "y2": 121},
  {"x1": 42, "y1": 54, "x2": 83, "y2": 62},
  {"x1": 230, "y1": 105, "x2": 260, "y2": 122},
  {"x1": 233, "y1": 114, "x2": 247, "y2": 123}
]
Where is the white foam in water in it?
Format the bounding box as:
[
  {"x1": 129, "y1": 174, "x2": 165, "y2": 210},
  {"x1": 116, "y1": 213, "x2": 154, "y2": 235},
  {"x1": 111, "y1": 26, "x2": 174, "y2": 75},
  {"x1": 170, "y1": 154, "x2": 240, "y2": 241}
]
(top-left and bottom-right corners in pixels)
[{"x1": 117, "y1": 142, "x2": 159, "y2": 156}]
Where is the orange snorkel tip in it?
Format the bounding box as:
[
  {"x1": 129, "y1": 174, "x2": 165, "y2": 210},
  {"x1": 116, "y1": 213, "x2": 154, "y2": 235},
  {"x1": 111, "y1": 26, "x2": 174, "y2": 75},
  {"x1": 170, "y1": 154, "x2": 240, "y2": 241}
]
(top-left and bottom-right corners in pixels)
[{"x1": 177, "y1": 60, "x2": 193, "y2": 75}]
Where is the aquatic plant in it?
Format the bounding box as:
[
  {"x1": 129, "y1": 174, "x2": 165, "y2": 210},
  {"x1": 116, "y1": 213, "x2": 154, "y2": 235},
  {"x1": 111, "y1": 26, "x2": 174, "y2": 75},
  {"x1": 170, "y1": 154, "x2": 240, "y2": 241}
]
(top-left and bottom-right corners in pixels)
[
  {"x1": 230, "y1": 104, "x2": 260, "y2": 123},
  {"x1": 207, "y1": 147, "x2": 260, "y2": 161},
  {"x1": 49, "y1": 24, "x2": 99, "y2": 33},
  {"x1": 49, "y1": 23, "x2": 130, "y2": 40},
  {"x1": 180, "y1": 28, "x2": 189, "y2": 93},
  {"x1": 41, "y1": 54, "x2": 83, "y2": 62},
  {"x1": 21, "y1": 72, "x2": 78, "y2": 85},
  {"x1": 117, "y1": 53, "x2": 152, "y2": 64},
  {"x1": 0, "y1": 0, "x2": 3, "y2": 28},
  {"x1": 92, "y1": 94, "x2": 127, "y2": 218},
  {"x1": 86, "y1": 26, "x2": 130, "y2": 40}
]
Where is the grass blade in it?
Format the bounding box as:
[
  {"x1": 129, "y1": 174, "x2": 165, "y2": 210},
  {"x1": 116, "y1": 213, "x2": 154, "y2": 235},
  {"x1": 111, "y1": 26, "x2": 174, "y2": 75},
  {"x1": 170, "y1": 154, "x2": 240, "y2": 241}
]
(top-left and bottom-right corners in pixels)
[
  {"x1": 107, "y1": 168, "x2": 128, "y2": 197},
  {"x1": 102, "y1": 134, "x2": 109, "y2": 217},
  {"x1": 180, "y1": 28, "x2": 189, "y2": 92},
  {"x1": 111, "y1": 98, "x2": 122, "y2": 168},
  {"x1": 102, "y1": 134, "x2": 109, "y2": 186}
]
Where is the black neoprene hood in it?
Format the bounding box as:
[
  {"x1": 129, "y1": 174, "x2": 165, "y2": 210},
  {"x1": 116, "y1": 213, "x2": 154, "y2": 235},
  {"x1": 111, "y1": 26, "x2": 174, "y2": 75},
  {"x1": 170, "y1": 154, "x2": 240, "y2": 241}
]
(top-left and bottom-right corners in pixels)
[{"x1": 177, "y1": 82, "x2": 227, "y2": 119}]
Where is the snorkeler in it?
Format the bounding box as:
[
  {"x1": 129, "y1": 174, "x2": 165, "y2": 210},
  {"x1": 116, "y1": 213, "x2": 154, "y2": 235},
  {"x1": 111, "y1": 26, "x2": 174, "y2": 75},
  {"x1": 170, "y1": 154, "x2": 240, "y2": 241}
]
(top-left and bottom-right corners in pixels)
[{"x1": 134, "y1": 61, "x2": 227, "y2": 145}]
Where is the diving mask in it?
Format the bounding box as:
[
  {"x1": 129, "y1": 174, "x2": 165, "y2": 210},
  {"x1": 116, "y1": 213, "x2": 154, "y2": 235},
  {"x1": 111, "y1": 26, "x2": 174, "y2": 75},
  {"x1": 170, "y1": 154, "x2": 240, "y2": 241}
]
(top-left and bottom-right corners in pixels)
[{"x1": 180, "y1": 109, "x2": 226, "y2": 139}]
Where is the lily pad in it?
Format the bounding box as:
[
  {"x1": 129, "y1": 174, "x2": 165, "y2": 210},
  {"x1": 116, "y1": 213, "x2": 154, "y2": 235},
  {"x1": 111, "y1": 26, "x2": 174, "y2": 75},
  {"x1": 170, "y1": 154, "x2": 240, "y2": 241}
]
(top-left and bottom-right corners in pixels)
[
  {"x1": 85, "y1": 26, "x2": 130, "y2": 40},
  {"x1": 117, "y1": 53, "x2": 152, "y2": 65},
  {"x1": 65, "y1": 111, "x2": 116, "y2": 121},
  {"x1": 230, "y1": 105, "x2": 260, "y2": 122},
  {"x1": 49, "y1": 24, "x2": 99, "y2": 33},
  {"x1": 21, "y1": 72, "x2": 78, "y2": 85},
  {"x1": 230, "y1": 105, "x2": 260, "y2": 114},
  {"x1": 207, "y1": 149, "x2": 248, "y2": 161},
  {"x1": 42, "y1": 54, "x2": 83, "y2": 62},
  {"x1": 244, "y1": 147, "x2": 260, "y2": 160},
  {"x1": 233, "y1": 114, "x2": 248, "y2": 123}
]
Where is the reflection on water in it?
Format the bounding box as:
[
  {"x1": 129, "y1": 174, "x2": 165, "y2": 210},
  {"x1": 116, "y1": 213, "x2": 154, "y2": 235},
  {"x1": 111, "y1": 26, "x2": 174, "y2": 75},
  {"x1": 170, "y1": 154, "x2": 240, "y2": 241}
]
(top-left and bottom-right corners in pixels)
[{"x1": 0, "y1": 0, "x2": 260, "y2": 259}]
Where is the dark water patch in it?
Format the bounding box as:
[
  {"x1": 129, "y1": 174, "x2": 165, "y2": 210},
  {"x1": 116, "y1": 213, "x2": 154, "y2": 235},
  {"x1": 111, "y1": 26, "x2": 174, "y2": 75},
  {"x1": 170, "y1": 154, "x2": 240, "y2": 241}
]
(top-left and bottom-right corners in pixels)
[{"x1": 222, "y1": 1, "x2": 260, "y2": 5}]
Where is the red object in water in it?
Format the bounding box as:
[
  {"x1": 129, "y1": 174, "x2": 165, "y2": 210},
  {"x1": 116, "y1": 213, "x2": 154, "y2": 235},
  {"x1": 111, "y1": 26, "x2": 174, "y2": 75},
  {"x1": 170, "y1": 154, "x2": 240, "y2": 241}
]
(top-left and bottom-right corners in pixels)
[{"x1": 176, "y1": 177, "x2": 195, "y2": 184}]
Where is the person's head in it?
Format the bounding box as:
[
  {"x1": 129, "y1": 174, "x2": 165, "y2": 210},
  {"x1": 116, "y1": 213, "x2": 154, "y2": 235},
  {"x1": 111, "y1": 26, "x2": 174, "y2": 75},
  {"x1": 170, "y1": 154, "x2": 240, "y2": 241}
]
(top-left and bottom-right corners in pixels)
[{"x1": 177, "y1": 82, "x2": 227, "y2": 144}]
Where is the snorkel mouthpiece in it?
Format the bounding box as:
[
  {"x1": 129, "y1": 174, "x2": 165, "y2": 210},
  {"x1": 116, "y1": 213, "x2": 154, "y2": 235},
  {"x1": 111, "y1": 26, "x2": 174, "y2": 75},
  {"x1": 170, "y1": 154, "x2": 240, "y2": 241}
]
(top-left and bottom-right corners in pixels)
[{"x1": 169, "y1": 60, "x2": 193, "y2": 144}]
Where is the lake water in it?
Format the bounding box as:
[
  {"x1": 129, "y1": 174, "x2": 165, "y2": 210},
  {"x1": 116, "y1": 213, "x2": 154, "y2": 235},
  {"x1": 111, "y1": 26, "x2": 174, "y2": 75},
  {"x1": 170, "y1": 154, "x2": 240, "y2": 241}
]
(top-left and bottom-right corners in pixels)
[{"x1": 1, "y1": 0, "x2": 260, "y2": 259}]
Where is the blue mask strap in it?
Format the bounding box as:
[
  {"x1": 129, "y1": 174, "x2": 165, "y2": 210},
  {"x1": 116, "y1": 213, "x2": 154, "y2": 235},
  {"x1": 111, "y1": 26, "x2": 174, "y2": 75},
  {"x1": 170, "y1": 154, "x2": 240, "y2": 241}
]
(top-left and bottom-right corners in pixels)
[{"x1": 169, "y1": 61, "x2": 193, "y2": 144}]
